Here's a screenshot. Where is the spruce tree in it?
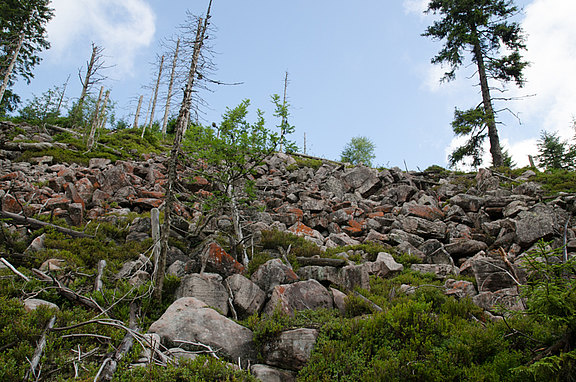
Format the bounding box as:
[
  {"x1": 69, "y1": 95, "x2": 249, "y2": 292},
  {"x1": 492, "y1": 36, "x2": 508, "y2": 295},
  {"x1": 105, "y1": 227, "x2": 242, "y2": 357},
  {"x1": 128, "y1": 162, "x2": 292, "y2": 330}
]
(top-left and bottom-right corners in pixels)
[{"x1": 423, "y1": 0, "x2": 528, "y2": 167}]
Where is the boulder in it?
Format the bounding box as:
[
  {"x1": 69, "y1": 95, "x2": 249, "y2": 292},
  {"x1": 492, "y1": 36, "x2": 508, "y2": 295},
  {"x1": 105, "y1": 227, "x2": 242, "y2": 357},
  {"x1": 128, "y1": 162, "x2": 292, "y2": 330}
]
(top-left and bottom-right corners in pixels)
[
  {"x1": 472, "y1": 288, "x2": 525, "y2": 313},
  {"x1": 262, "y1": 328, "x2": 319, "y2": 371},
  {"x1": 342, "y1": 166, "x2": 381, "y2": 197},
  {"x1": 296, "y1": 266, "x2": 340, "y2": 285},
  {"x1": 23, "y1": 298, "x2": 59, "y2": 312},
  {"x1": 367, "y1": 252, "x2": 404, "y2": 277},
  {"x1": 175, "y1": 273, "x2": 229, "y2": 315},
  {"x1": 250, "y1": 364, "x2": 296, "y2": 382},
  {"x1": 251, "y1": 259, "x2": 299, "y2": 293},
  {"x1": 444, "y1": 279, "x2": 477, "y2": 299},
  {"x1": 225, "y1": 274, "x2": 266, "y2": 317},
  {"x1": 263, "y1": 279, "x2": 333, "y2": 317},
  {"x1": 148, "y1": 297, "x2": 256, "y2": 364},
  {"x1": 445, "y1": 239, "x2": 488, "y2": 259},
  {"x1": 450, "y1": 194, "x2": 484, "y2": 212},
  {"x1": 339, "y1": 263, "x2": 371, "y2": 291},
  {"x1": 203, "y1": 242, "x2": 245, "y2": 277},
  {"x1": 515, "y1": 205, "x2": 556, "y2": 248},
  {"x1": 472, "y1": 258, "x2": 520, "y2": 292},
  {"x1": 392, "y1": 216, "x2": 447, "y2": 240}
]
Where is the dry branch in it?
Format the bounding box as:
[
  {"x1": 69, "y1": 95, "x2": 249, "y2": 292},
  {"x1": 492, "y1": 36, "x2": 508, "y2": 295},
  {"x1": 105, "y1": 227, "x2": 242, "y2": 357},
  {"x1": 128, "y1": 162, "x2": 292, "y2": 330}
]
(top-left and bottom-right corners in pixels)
[
  {"x1": 32, "y1": 268, "x2": 104, "y2": 313},
  {"x1": 0, "y1": 257, "x2": 30, "y2": 281},
  {"x1": 0, "y1": 210, "x2": 93, "y2": 238},
  {"x1": 24, "y1": 315, "x2": 57, "y2": 381}
]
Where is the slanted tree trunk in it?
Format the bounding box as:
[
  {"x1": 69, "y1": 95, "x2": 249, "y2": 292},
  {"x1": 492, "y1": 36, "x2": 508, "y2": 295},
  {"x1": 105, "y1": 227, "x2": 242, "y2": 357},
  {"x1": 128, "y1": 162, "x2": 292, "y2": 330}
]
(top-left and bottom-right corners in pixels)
[
  {"x1": 133, "y1": 95, "x2": 144, "y2": 129},
  {"x1": 473, "y1": 39, "x2": 503, "y2": 167},
  {"x1": 97, "y1": 90, "x2": 110, "y2": 129},
  {"x1": 153, "y1": 0, "x2": 212, "y2": 301},
  {"x1": 0, "y1": 31, "x2": 25, "y2": 105},
  {"x1": 162, "y1": 39, "x2": 180, "y2": 135},
  {"x1": 145, "y1": 55, "x2": 164, "y2": 138}
]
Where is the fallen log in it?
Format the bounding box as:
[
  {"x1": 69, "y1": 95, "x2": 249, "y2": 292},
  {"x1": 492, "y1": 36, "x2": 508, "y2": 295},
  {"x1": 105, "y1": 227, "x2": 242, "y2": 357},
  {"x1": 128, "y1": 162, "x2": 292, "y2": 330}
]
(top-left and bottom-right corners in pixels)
[{"x1": 0, "y1": 210, "x2": 93, "y2": 238}]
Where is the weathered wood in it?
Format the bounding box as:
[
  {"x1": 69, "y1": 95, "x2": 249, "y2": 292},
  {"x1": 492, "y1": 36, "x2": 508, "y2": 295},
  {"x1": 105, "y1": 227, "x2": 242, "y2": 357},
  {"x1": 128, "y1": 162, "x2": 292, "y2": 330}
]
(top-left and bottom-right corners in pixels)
[
  {"x1": 23, "y1": 315, "x2": 57, "y2": 381},
  {"x1": 0, "y1": 257, "x2": 30, "y2": 281},
  {"x1": 0, "y1": 210, "x2": 93, "y2": 238},
  {"x1": 32, "y1": 268, "x2": 104, "y2": 312},
  {"x1": 94, "y1": 259, "x2": 106, "y2": 292},
  {"x1": 162, "y1": 39, "x2": 180, "y2": 135},
  {"x1": 296, "y1": 257, "x2": 347, "y2": 267}
]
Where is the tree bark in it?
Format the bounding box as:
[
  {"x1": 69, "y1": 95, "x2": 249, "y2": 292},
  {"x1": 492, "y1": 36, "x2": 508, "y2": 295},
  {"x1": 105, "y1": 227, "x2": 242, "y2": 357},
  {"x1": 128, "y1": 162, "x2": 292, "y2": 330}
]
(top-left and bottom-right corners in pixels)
[
  {"x1": 473, "y1": 40, "x2": 503, "y2": 167},
  {"x1": 153, "y1": 0, "x2": 212, "y2": 301},
  {"x1": 86, "y1": 86, "x2": 104, "y2": 151},
  {"x1": 145, "y1": 55, "x2": 165, "y2": 137},
  {"x1": 133, "y1": 95, "x2": 144, "y2": 129},
  {"x1": 162, "y1": 39, "x2": 180, "y2": 135},
  {"x1": 0, "y1": 210, "x2": 93, "y2": 238},
  {"x1": 0, "y1": 31, "x2": 25, "y2": 105}
]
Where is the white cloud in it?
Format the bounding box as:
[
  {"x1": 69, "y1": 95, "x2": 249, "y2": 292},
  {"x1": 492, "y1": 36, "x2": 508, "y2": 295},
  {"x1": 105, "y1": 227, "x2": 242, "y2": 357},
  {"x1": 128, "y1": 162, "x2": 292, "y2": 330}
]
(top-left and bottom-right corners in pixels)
[
  {"x1": 403, "y1": 0, "x2": 429, "y2": 15},
  {"x1": 513, "y1": 0, "x2": 576, "y2": 138},
  {"x1": 46, "y1": 0, "x2": 156, "y2": 74}
]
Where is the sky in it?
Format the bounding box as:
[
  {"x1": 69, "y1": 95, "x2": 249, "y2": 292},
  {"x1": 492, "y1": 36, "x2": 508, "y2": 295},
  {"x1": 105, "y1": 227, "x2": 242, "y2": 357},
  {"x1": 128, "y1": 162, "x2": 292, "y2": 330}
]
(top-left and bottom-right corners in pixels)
[{"x1": 11, "y1": 0, "x2": 576, "y2": 170}]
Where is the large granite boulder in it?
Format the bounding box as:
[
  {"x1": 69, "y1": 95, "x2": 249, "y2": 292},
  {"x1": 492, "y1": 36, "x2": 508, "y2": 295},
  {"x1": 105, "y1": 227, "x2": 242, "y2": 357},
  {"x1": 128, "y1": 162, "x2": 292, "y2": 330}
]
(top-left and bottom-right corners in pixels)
[
  {"x1": 225, "y1": 274, "x2": 266, "y2": 317},
  {"x1": 251, "y1": 259, "x2": 299, "y2": 293},
  {"x1": 263, "y1": 279, "x2": 333, "y2": 317},
  {"x1": 262, "y1": 328, "x2": 319, "y2": 371},
  {"x1": 148, "y1": 297, "x2": 256, "y2": 364},
  {"x1": 175, "y1": 273, "x2": 229, "y2": 315}
]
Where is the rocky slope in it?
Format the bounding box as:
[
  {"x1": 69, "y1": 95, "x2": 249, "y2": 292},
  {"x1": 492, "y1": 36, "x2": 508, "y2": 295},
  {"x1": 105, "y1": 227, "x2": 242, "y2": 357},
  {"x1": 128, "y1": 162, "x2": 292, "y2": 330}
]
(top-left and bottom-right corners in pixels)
[{"x1": 1, "y1": 121, "x2": 574, "y2": 381}]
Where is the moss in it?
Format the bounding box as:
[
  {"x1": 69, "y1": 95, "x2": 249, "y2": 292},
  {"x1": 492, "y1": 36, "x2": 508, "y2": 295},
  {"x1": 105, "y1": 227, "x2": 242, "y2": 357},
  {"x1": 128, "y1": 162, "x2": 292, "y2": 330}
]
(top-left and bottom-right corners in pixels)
[
  {"x1": 260, "y1": 229, "x2": 324, "y2": 258},
  {"x1": 533, "y1": 169, "x2": 576, "y2": 195},
  {"x1": 290, "y1": 155, "x2": 323, "y2": 170}
]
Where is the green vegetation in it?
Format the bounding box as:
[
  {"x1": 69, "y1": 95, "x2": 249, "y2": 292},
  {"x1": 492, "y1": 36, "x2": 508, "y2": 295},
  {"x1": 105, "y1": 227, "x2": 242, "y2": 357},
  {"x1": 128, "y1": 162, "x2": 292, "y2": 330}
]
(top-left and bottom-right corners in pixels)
[
  {"x1": 288, "y1": 155, "x2": 323, "y2": 171},
  {"x1": 340, "y1": 136, "x2": 376, "y2": 167},
  {"x1": 537, "y1": 130, "x2": 576, "y2": 170}
]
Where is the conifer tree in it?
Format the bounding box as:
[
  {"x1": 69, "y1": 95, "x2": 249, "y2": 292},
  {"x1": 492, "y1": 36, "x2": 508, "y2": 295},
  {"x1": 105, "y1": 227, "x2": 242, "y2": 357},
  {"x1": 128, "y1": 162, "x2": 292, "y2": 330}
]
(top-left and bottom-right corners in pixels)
[{"x1": 423, "y1": 0, "x2": 528, "y2": 167}]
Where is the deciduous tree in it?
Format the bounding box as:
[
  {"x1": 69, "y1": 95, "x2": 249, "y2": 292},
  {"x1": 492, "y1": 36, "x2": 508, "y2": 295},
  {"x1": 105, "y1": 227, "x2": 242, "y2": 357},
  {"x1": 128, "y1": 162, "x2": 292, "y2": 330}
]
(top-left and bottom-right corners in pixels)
[
  {"x1": 340, "y1": 136, "x2": 376, "y2": 166},
  {"x1": 423, "y1": 0, "x2": 528, "y2": 167}
]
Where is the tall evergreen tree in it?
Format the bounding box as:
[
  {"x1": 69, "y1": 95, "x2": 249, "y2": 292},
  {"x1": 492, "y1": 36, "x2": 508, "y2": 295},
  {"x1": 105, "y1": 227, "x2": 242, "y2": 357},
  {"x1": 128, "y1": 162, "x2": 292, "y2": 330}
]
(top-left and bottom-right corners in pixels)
[
  {"x1": 0, "y1": 0, "x2": 54, "y2": 104},
  {"x1": 423, "y1": 0, "x2": 528, "y2": 167}
]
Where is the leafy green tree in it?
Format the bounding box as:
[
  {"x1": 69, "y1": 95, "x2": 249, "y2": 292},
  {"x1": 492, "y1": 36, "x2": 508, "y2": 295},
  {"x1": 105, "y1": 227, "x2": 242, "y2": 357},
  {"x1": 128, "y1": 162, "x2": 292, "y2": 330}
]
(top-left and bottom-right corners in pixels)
[
  {"x1": 423, "y1": 0, "x2": 528, "y2": 168},
  {"x1": 18, "y1": 85, "x2": 67, "y2": 124},
  {"x1": 340, "y1": 136, "x2": 376, "y2": 166},
  {"x1": 536, "y1": 131, "x2": 576, "y2": 170},
  {"x1": 183, "y1": 97, "x2": 296, "y2": 264},
  {"x1": 0, "y1": 0, "x2": 54, "y2": 104}
]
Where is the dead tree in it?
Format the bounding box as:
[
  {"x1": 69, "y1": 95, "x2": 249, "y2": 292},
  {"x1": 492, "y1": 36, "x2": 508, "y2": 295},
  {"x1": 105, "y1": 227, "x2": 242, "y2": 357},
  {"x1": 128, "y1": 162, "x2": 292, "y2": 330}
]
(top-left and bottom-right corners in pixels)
[
  {"x1": 86, "y1": 87, "x2": 108, "y2": 151},
  {"x1": 133, "y1": 95, "x2": 144, "y2": 129},
  {"x1": 153, "y1": 0, "x2": 213, "y2": 300},
  {"x1": 142, "y1": 55, "x2": 165, "y2": 138},
  {"x1": 162, "y1": 38, "x2": 180, "y2": 135},
  {"x1": 75, "y1": 43, "x2": 109, "y2": 124}
]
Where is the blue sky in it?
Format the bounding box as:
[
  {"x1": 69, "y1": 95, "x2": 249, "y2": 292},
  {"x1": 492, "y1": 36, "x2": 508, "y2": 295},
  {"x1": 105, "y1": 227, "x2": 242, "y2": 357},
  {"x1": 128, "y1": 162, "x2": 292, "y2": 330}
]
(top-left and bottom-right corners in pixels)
[{"x1": 12, "y1": 0, "x2": 576, "y2": 170}]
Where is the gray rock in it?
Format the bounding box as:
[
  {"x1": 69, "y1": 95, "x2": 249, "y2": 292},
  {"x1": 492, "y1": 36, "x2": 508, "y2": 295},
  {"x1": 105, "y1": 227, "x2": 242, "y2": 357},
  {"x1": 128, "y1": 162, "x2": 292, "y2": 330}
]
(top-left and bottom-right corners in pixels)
[
  {"x1": 472, "y1": 258, "x2": 520, "y2": 292},
  {"x1": 445, "y1": 239, "x2": 488, "y2": 259},
  {"x1": 450, "y1": 194, "x2": 484, "y2": 212},
  {"x1": 251, "y1": 259, "x2": 299, "y2": 293},
  {"x1": 330, "y1": 287, "x2": 347, "y2": 315},
  {"x1": 444, "y1": 279, "x2": 477, "y2": 299},
  {"x1": 23, "y1": 298, "x2": 59, "y2": 312},
  {"x1": 326, "y1": 233, "x2": 361, "y2": 247},
  {"x1": 250, "y1": 364, "x2": 296, "y2": 382},
  {"x1": 392, "y1": 216, "x2": 447, "y2": 240},
  {"x1": 472, "y1": 287, "x2": 525, "y2": 313},
  {"x1": 175, "y1": 273, "x2": 229, "y2": 316},
  {"x1": 263, "y1": 279, "x2": 333, "y2": 317},
  {"x1": 148, "y1": 297, "x2": 256, "y2": 365},
  {"x1": 262, "y1": 328, "x2": 319, "y2": 371},
  {"x1": 339, "y1": 263, "x2": 371, "y2": 291},
  {"x1": 367, "y1": 252, "x2": 404, "y2": 276},
  {"x1": 388, "y1": 229, "x2": 425, "y2": 248},
  {"x1": 515, "y1": 205, "x2": 556, "y2": 248},
  {"x1": 225, "y1": 274, "x2": 266, "y2": 317},
  {"x1": 297, "y1": 266, "x2": 340, "y2": 285},
  {"x1": 342, "y1": 166, "x2": 381, "y2": 197}
]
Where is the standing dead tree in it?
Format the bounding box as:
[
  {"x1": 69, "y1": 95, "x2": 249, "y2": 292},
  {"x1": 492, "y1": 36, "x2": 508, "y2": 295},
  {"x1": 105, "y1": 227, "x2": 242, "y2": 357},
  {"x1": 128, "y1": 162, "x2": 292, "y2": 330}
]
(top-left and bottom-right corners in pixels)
[
  {"x1": 142, "y1": 55, "x2": 165, "y2": 138},
  {"x1": 161, "y1": 38, "x2": 180, "y2": 135},
  {"x1": 74, "y1": 43, "x2": 110, "y2": 125},
  {"x1": 153, "y1": 0, "x2": 213, "y2": 300}
]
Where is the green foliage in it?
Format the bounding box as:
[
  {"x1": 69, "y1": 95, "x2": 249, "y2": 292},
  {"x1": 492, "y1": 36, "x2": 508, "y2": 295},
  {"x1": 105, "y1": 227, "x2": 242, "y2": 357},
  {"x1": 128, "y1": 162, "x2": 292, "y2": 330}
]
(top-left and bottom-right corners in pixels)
[
  {"x1": 0, "y1": 0, "x2": 54, "y2": 87},
  {"x1": 0, "y1": 89, "x2": 20, "y2": 117},
  {"x1": 340, "y1": 136, "x2": 376, "y2": 166},
  {"x1": 17, "y1": 85, "x2": 68, "y2": 125},
  {"x1": 260, "y1": 229, "x2": 323, "y2": 258},
  {"x1": 114, "y1": 357, "x2": 259, "y2": 381},
  {"x1": 289, "y1": 155, "x2": 323, "y2": 170},
  {"x1": 532, "y1": 169, "x2": 576, "y2": 195},
  {"x1": 536, "y1": 130, "x2": 576, "y2": 170}
]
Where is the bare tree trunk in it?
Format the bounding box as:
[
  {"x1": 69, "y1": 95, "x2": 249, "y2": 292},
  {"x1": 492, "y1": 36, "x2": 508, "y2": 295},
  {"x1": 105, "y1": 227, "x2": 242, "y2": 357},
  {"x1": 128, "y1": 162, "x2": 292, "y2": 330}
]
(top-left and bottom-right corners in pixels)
[
  {"x1": 153, "y1": 0, "x2": 212, "y2": 301},
  {"x1": 0, "y1": 31, "x2": 25, "y2": 105},
  {"x1": 141, "y1": 95, "x2": 152, "y2": 137},
  {"x1": 76, "y1": 43, "x2": 103, "y2": 124},
  {"x1": 86, "y1": 86, "x2": 104, "y2": 151},
  {"x1": 279, "y1": 71, "x2": 289, "y2": 152},
  {"x1": 24, "y1": 315, "x2": 57, "y2": 381},
  {"x1": 97, "y1": 90, "x2": 110, "y2": 129},
  {"x1": 147, "y1": 55, "x2": 165, "y2": 134},
  {"x1": 133, "y1": 95, "x2": 143, "y2": 129},
  {"x1": 228, "y1": 184, "x2": 249, "y2": 265},
  {"x1": 473, "y1": 40, "x2": 503, "y2": 167},
  {"x1": 162, "y1": 39, "x2": 180, "y2": 135},
  {"x1": 56, "y1": 75, "x2": 70, "y2": 115}
]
